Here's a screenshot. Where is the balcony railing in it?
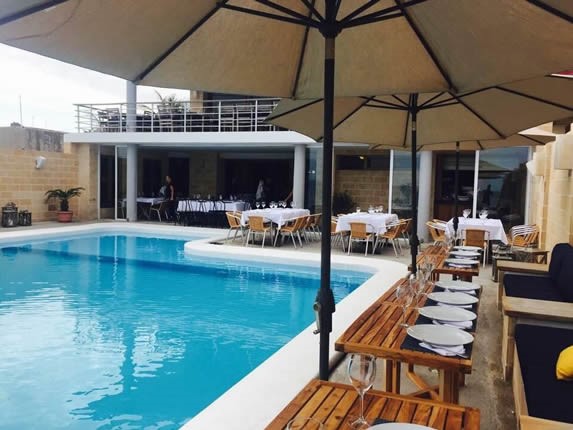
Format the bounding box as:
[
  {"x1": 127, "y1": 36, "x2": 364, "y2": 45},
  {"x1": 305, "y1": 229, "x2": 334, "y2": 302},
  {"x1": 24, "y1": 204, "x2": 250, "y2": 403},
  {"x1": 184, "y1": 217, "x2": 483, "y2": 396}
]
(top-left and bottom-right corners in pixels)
[{"x1": 74, "y1": 98, "x2": 282, "y2": 133}]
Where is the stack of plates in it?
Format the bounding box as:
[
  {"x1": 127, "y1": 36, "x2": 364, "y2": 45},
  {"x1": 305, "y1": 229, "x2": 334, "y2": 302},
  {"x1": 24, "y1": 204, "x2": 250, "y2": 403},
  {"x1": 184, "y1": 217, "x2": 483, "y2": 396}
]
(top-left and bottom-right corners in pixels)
[
  {"x1": 407, "y1": 324, "x2": 474, "y2": 357},
  {"x1": 450, "y1": 250, "x2": 481, "y2": 259}
]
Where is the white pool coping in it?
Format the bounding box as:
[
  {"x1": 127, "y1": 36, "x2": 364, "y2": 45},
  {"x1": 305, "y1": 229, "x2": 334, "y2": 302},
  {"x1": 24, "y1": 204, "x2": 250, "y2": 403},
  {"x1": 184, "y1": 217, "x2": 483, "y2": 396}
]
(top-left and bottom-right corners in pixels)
[{"x1": 0, "y1": 223, "x2": 408, "y2": 430}]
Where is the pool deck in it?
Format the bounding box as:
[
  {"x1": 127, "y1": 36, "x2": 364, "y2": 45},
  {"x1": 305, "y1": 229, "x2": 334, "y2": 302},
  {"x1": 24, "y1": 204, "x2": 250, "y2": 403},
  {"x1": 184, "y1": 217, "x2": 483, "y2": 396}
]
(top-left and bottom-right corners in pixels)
[{"x1": 0, "y1": 221, "x2": 515, "y2": 429}]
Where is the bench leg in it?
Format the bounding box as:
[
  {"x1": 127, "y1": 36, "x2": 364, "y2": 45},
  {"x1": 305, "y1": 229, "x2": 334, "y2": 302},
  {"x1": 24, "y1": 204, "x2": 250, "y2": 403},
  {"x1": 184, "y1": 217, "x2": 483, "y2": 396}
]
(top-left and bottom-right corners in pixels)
[{"x1": 502, "y1": 314, "x2": 516, "y2": 381}]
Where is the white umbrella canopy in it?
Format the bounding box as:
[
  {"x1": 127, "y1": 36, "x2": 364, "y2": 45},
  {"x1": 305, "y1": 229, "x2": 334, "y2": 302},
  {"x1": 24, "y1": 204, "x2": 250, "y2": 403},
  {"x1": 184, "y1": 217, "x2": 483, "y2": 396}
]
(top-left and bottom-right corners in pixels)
[
  {"x1": 0, "y1": 1, "x2": 572, "y2": 97},
  {"x1": 267, "y1": 75, "x2": 573, "y2": 147}
]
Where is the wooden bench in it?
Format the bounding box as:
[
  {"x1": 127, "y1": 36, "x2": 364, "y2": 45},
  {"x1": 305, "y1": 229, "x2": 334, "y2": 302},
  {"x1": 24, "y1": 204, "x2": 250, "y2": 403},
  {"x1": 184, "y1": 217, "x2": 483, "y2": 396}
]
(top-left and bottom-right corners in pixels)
[{"x1": 497, "y1": 260, "x2": 549, "y2": 310}]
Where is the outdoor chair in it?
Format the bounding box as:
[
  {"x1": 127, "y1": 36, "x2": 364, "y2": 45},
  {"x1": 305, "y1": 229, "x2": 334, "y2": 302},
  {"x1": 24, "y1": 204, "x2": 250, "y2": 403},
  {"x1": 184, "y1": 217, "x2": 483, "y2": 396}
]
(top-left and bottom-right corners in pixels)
[
  {"x1": 331, "y1": 218, "x2": 347, "y2": 252},
  {"x1": 150, "y1": 200, "x2": 169, "y2": 222},
  {"x1": 347, "y1": 222, "x2": 375, "y2": 256},
  {"x1": 308, "y1": 213, "x2": 322, "y2": 241},
  {"x1": 508, "y1": 224, "x2": 539, "y2": 251},
  {"x1": 463, "y1": 228, "x2": 489, "y2": 264},
  {"x1": 273, "y1": 216, "x2": 305, "y2": 248},
  {"x1": 426, "y1": 221, "x2": 447, "y2": 245},
  {"x1": 225, "y1": 211, "x2": 245, "y2": 243},
  {"x1": 246, "y1": 215, "x2": 272, "y2": 248},
  {"x1": 374, "y1": 221, "x2": 404, "y2": 257},
  {"x1": 399, "y1": 218, "x2": 412, "y2": 247}
]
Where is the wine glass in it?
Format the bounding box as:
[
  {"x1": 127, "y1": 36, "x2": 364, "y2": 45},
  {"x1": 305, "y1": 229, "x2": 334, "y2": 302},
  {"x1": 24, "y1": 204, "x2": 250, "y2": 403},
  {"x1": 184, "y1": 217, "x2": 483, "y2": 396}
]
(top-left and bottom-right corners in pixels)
[
  {"x1": 396, "y1": 282, "x2": 413, "y2": 328},
  {"x1": 291, "y1": 201, "x2": 296, "y2": 208},
  {"x1": 479, "y1": 209, "x2": 488, "y2": 220},
  {"x1": 256, "y1": 201, "x2": 261, "y2": 209},
  {"x1": 462, "y1": 208, "x2": 471, "y2": 219},
  {"x1": 262, "y1": 201, "x2": 267, "y2": 209},
  {"x1": 356, "y1": 206, "x2": 361, "y2": 213},
  {"x1": 285, "y1": 417, "x2": 324, "y2": 429},
  {"x1": 347, "y1": 354, "x2": 376, "y2": 429}
]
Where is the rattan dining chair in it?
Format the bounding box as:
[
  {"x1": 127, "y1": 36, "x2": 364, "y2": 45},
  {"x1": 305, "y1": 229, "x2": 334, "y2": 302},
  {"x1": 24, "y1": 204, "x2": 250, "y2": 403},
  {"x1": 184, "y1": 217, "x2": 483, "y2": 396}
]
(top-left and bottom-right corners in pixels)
[
  {"x1": 225, "y1": 211, "x2": 246, "y2": 243},
  {"x1": 374, "y1": 221, "x2": 404, "y2": 257},
  {"x1": 331, "y1": 218, "x2": 347, "y2": 252},
  {"x1": 426, "y1": 221, "x2": 447, "y2": 245},
  {"x1": 245, "y1": 215, "x2": 272, "y2": 248},
  {"x1": 273, "y1": 216, "x2": 306, "y2": 248},
  {"x1": 463, "y1": 228, "x2": 489, "y2": 264},
  {"x1": 150, "y1": 200, "x2": 169, "y2": 222},
  {"x1": 347, "y1": 222, "x2": 375, "y2": 256}
]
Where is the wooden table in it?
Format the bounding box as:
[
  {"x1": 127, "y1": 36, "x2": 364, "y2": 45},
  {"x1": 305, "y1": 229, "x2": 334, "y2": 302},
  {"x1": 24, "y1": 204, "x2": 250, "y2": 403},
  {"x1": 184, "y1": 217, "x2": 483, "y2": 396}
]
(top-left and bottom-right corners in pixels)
[
  {"x1": 266, "y1": 379, "x2": 480, "y2": 429},
  {"x1": 415, "y1": 244, "x2": 480, "y2": 282},
  {"x1": 336, "y1": 278, "x2": 475, "y2": 404}
]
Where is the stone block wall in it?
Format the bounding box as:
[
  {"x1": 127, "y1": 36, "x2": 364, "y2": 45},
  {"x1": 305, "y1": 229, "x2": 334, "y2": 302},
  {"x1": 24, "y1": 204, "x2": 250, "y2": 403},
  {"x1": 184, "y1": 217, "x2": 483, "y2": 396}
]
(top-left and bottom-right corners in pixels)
[
  {"x1": 190, "y1": 152, "x2": 218, "y2": 196},
  {"x1": 529, "y1": 134, "x2": 573, "y2": 249},
  {"x1": 334, "y1": 170, "x2": 390, "y2": 210}
]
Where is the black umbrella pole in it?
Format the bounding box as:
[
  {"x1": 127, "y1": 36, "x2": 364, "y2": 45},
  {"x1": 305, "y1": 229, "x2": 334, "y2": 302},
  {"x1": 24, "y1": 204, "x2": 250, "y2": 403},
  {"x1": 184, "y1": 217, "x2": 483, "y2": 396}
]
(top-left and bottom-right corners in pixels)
[
  {"x1": 410, "y1": 95, "x2": 419, "y2": 274},
  {"x1": 317, "y1": 33, "x2": 336, "y2": 381}
]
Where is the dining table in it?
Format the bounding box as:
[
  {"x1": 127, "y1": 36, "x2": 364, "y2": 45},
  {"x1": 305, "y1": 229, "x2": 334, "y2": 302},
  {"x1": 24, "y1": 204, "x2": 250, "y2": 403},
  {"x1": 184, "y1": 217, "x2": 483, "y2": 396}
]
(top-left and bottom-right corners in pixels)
[
  {"x1": 265, "y1": 379, "x2": 480, "y2": 429},
  {"x1": 335, "y1": 276, "x2": 481, "y2": 404},
  {"x1": 122, "y1": 197, "x2": 165, "y2": 219},
  {"x1": 176, "y1": 199, "x2": 247, "y2": 213},
  {"x1": 240, "y1": 208, "x2": 310, "y2": 228},
  {"x1": 413, "y1": 244, "x2": 480, "y2": 282},
  {"x1": 336, "y1": 212, "x2": 399, "y2": 234},
  {"x1": 446, "y1": 217, "x2": 508, "y2": 244}
]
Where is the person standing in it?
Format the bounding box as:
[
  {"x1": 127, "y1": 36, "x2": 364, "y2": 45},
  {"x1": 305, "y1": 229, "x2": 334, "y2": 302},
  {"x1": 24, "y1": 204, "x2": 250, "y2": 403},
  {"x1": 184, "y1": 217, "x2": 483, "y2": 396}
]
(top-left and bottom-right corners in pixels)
[{"x1": 164, "y1": 175, "x2": 176, "y2": 220}]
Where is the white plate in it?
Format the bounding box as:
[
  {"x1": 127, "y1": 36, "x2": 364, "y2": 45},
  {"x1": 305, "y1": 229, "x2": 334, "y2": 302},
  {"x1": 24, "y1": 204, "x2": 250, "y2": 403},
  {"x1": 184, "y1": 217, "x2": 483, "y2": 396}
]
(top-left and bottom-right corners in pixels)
[
  {"x1": 445, "y1": 258, "x2": 479, "y2": 266},
  {"x1": 435, "y1": 280, "x2": 481, "y2": 291},
  {"x1": 453, "y1": 245, "x2": 482, "y2": 252},
  {"x1": 407, "y1": 324, "x2": 474, "y2": 347},
  {"x1": 368, "y1": 424, "x2": 436, "y2": 430},
  {"x1": 428, "y1": 291, "x2": 479, "y2": 305},
  {"x1": 450, "y1": 250, "x2": 481, "y2": 258},
  {"x1": 419, "y1": 306, "x2": 477, "y2": 322}
]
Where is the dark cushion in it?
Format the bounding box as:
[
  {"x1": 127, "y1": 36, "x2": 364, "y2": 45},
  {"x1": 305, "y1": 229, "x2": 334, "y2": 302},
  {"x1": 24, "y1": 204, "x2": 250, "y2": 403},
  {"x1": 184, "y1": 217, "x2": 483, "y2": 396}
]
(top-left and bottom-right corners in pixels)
[
  {"x1": 504, "y1": 273, "x2": 563, "y2": 302},
  {"x1": 555, "y1": 246, "x2": 573, "y2": 302},
  {"x1": 515, "y1": 324, "x2": 573, "y2": 424},
  {"x1": 548, "y1": 243, "x2": 573, "y2": 282}
]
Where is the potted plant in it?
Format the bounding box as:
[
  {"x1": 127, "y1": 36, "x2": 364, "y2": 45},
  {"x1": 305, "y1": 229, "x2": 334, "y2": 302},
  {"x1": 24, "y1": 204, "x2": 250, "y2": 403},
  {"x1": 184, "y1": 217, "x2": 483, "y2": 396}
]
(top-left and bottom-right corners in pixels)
[{"x1": 45, "y1": 187, "x2": 85, "y2": 223}]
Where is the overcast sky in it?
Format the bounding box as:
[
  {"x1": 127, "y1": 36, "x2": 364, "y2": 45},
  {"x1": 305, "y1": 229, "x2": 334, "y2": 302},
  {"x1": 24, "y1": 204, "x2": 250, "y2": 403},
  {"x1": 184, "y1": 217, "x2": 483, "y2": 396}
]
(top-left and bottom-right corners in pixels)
[{"x1": 0, "y1": 44, "x2": 189, "y2": 132}]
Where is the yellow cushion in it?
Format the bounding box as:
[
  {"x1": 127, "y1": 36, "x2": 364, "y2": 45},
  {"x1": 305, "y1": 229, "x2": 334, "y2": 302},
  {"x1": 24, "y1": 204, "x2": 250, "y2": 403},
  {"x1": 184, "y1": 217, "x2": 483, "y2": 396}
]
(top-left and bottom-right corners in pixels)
[{"x1": 556, "y1": 345, "x2": 573, "y2": 380}]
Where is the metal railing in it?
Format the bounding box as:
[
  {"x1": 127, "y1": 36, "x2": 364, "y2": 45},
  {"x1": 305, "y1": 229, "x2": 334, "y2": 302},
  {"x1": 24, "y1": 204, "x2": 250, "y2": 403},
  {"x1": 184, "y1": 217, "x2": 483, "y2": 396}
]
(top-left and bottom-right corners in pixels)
[{"x1": 74, "y1": 98, "x2": 282, "y2": 133}]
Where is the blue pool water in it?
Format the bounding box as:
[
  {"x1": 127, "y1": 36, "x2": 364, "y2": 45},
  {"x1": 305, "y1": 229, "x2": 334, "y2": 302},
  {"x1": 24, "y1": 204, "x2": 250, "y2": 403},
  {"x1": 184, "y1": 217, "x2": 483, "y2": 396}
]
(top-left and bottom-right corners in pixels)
[{"x1": 0, "y1": 234, "x2": 371, "y2": 429}]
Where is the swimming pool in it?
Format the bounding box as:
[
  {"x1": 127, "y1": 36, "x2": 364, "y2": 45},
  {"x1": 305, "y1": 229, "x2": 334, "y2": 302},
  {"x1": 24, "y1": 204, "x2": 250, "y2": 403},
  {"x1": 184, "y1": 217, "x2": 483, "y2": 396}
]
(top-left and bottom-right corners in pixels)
[{"x1": 0, "y1": 233, "x2": 371, "y2": 429}]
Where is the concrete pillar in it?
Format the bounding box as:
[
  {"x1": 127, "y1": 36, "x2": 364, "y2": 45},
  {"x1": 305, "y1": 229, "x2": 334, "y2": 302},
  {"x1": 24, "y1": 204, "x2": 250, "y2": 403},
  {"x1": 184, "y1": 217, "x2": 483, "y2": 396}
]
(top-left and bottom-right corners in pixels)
[
  {"x1": 126, "y1": 144, "x2": 138, "y2": 221},
  {"x1": 293, "y1": 144, "x2": 306, "y2": 208},
  {"x1": 126, "y1": 81, "x2": 137, "y2": 132},
  {"x1": 417, "y1": 150, "x2": 432, "y2": 242}
]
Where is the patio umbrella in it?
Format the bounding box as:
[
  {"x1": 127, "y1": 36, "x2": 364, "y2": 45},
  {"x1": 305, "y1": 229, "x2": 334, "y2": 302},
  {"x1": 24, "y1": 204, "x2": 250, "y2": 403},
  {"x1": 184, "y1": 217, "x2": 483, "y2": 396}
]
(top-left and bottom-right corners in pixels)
[
  {"x1": 267, "y1": 74, "x2": 573, "y2": 270},
  {"x1": 1, "y1": 1, "x2": 572, "y2": 381}
]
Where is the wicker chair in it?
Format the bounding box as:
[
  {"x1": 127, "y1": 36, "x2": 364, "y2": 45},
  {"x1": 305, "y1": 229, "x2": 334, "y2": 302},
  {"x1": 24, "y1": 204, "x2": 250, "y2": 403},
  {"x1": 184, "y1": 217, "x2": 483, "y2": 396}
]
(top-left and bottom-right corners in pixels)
[
  {"x1": 375, "y1": 221, "x2": 404, "y2": 257},
  {"x1": 347, "y1": 222, "x2": 375, "y2": 256},
  {"x1": 246, "y1": 216, "x2": 272, "y2": 248},
  {"x1": 463, "y1": 228, "x2": 489, "y2": 264},
  {"x1": 274, "y1": 216, "x2": 306, "y2": 248},
  {"x1": 225, "y1": 211, "x2": 245, "y2": 243},
  {"x1": 426, "y1": 221, "x2": 447, "y2": 245}
]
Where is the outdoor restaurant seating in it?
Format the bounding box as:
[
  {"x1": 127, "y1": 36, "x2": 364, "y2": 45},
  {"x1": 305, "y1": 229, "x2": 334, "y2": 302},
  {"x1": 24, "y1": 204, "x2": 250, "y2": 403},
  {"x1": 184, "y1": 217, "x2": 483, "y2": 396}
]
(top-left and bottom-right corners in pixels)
[
  {"x1": 508, "y1": 224, "x2": 539, "y2": 251},
  {"x1": 330, "y1": 218, "x2": 347, "y2": 252},
  {"x1": 149, "y1": 200, "x2": 169, "y2": 222},
  {"x1": 426, "y1": 220, "x2": 447, "y2": 245},
  {"x1": 463, "y1": 229, "x2": 489, "y2": 265},
  {"x1": 374, "y1": 220, "x2": 404, "y2": 257},
  {"x1": 245, "y1": 216, "x2": 272, "y2": 248},
  {"x1": 513, "y1": 324, "x2": 573, "y2": 428},
  {"x1": 503, "y1": 243, "x2": 573, "y2": 303},
  {"x1": 225, "y1": 211, "x2": 245, "y2": 243},
  {"x1": 273, "y1": 216, "x2": 305, "y2": 248}
]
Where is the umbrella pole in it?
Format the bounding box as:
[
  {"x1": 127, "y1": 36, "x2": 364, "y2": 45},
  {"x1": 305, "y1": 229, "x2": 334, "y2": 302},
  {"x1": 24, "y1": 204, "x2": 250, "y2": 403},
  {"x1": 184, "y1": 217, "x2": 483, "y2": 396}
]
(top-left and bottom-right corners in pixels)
[
  {"x1": 453, "y1": 142, "x2": 460, "y2": 239},
  {"x1": 410, "y1": 94, "x2": 419, "y2": 275},
  {"x1": 316, "y1": 1, "x2": 337, "y2": 381}
]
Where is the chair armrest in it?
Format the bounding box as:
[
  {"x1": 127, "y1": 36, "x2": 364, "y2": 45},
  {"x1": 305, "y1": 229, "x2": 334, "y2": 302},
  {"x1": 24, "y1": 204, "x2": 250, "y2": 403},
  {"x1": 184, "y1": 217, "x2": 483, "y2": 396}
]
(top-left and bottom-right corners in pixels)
[
  {"x1": 497, "y1": 260, "x2": 549, "y2": 275},
  {"x1": 502, "y1": 296, "x2": 573, "y2": 324}
]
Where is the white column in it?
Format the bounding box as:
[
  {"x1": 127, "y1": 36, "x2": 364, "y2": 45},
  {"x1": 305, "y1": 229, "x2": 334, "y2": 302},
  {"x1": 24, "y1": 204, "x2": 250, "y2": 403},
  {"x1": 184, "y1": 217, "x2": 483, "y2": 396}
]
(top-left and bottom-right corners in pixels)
[
  {"x1": 472, "y1": 150, "x2": 480, "y2": 218},
  {"x1": 126, "y1": 144, "x2": 138, "y2": 221},
  {"x1": 417, "y1": 150, "x2": 432, "y2": 242},
  {"x1": 388, "y1": 150, "x2": 394, "y2": 213},
  {"x1": 126, "y1": 81, "x2": 137, "y2": 132},
  {"x1": 293, "y1": 144, "x2": 306, "y2": 208}
]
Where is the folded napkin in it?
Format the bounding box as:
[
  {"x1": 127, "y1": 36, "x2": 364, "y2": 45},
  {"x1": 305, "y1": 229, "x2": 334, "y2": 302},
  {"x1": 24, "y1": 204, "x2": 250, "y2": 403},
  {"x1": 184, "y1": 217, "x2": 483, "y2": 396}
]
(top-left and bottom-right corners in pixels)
[
  {"x1": 419, "y1": 342, "x2": 466, "y2": 356},
  {"x1": 433, "y1": 319, "x2": 473, "y2": 329},
  {"x1": 437, "y1": 302, "x2": 473, "y2": 309},
  {"x1": 448, "y1": 263, "x2": 472, "y2": 268}
]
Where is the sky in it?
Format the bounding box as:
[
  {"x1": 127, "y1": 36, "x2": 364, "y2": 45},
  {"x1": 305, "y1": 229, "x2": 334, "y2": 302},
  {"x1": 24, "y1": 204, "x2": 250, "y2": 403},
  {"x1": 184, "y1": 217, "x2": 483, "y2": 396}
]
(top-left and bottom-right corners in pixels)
[{"x1": 0, "y1": 44, "x2": 190, "y2": 132}]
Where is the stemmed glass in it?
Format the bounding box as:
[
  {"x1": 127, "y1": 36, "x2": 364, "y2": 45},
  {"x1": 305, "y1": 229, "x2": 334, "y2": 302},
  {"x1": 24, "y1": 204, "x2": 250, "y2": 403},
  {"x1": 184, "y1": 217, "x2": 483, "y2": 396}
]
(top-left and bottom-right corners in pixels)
[
  {"x1": 347, "y1": 354, "x2": 376, "y2": 429},
  {"x1": 256, "y1": 201, "x2": 261, "y2": 209},
  {"x1": 396, "y1": 281, "x2": 413, "y2": 328},
  {"x1": 462, "y1": 208, "x2": 471, "y2": 219},
  {"x1": 356, "y1": 206, "x2": 361, "y2": 213},
  {"x1": 262, "y1": 201, "x2": 267, "y2": 209},
  {"x1": 479, "y1": 209, "x2": 488, "y2": 220}
]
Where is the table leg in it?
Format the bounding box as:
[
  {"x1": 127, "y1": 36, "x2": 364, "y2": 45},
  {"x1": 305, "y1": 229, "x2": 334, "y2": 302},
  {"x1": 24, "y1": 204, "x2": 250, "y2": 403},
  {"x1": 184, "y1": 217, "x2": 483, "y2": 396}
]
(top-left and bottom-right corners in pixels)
[
  {"x1": 439, "y1": 370, "x2": 459, "y2": 403},
  {"x1": 384, "y1": 360, "x2": 401, "y2": 393}
]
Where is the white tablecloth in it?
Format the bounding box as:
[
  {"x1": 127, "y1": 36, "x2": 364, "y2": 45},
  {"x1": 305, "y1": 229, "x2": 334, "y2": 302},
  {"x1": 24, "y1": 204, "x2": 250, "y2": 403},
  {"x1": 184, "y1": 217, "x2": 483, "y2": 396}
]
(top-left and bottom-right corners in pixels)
[
  {"x1": 446, "y1": 217, "x2": 508, "y2": 244},
  {"x1": 336, "y1": 213, "x2": 399, "y2": 234},
  {"x1": 126, "y1": 197, "x2": 164, "y2": 205},
  {"x1": 177, "y1": 200, "x2": 247, "y2": 213},
  {"x1": 241, "y1": 208, "x2": 310, "y2": 227}
]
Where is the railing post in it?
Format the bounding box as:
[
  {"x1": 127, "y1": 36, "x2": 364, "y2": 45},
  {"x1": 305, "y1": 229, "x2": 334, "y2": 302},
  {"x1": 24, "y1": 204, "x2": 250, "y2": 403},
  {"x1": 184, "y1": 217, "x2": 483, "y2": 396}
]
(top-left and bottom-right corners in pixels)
[
  {"x1": 218, "y1": 101, "x2": 222, "y2": 132},
  {"x1": 254, "y1": 100, "x2": 258, "y2": 132},
  {"x1": 76, "y1": 105, "x2": 80, "y2": 132}
]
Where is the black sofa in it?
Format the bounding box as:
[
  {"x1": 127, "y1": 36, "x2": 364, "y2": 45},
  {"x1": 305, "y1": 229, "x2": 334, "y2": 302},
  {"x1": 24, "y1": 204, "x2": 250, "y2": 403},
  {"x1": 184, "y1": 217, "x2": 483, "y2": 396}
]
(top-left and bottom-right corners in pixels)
[
  {"x1": 504, "y1": 243, "x2": 573, "y2": 302},
  {"x1": 514, "y1": 324, "x2": 573, "y2": 425}
]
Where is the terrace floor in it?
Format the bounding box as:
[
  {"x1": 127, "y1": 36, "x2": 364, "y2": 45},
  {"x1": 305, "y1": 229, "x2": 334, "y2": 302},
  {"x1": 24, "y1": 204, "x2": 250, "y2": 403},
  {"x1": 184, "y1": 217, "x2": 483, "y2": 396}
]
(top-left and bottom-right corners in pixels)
[{"x1": 0, "y1": 221, "x2": 516, "y2": 429}]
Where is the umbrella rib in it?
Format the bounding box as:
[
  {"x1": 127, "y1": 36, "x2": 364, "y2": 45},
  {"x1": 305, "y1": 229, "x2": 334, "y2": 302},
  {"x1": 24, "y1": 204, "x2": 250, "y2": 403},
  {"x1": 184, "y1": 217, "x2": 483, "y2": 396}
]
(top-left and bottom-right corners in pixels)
[
  {"x1": 343, "y1": 11, "x2": 403, "y2": 28},
  {"x1": 392, "y1": 95, "x2": 410, "y2": 107},
  {"x1": 418, "y1": 92, "x2": 447, "y2": 108},
  {"x1": 495, "y1": 86, "x2": 573, "y2": 111},
  {"x1": 315, "y1": 97, "x2": 374, "y2": 141},
  {"x1": 135, "y1": 2, "x2": 226, "y2": 82},
  {"x1": 527, "y1": 0, "x2": 573, "y2": 24},
  {"x1": 339, "y1": 0, "x2": 382, "y2": 24},
  {"x1": 266, "y1": 99, "x2": 323, "y2": 122},
  {"x1": 255, "y1": 0, "x2": 320, "y2": 26},
  {"x1": 451, "y1": 94, "x2": 505, "y2": 138},
  {"x1": 291, "y1": 0, "x2": 316, "y2": 98},
  {"x1": 393, "y1": 0, "x2": 455, "y2": 92},
  {"x1": 476, "y1": 140, "x2": 485, "y2": 151},
  {"x1": 299, "y1": 0, "x2": 324, "y2": 22},
  {"x1": 0, "y1": 0, "x2": 70, "y2": 26},
  {"x1": 520, "y1": 134, "x2": 550, "y2": 145},
  {"x1": 366, "y1": 98, "x2": 408, "y2": 109},
  {"x1": 222, "y1": 3, "x2": 318, "y2": 27},
  {"x1": 340, "y1": 0, "x2": 428, "y2": 26}
]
